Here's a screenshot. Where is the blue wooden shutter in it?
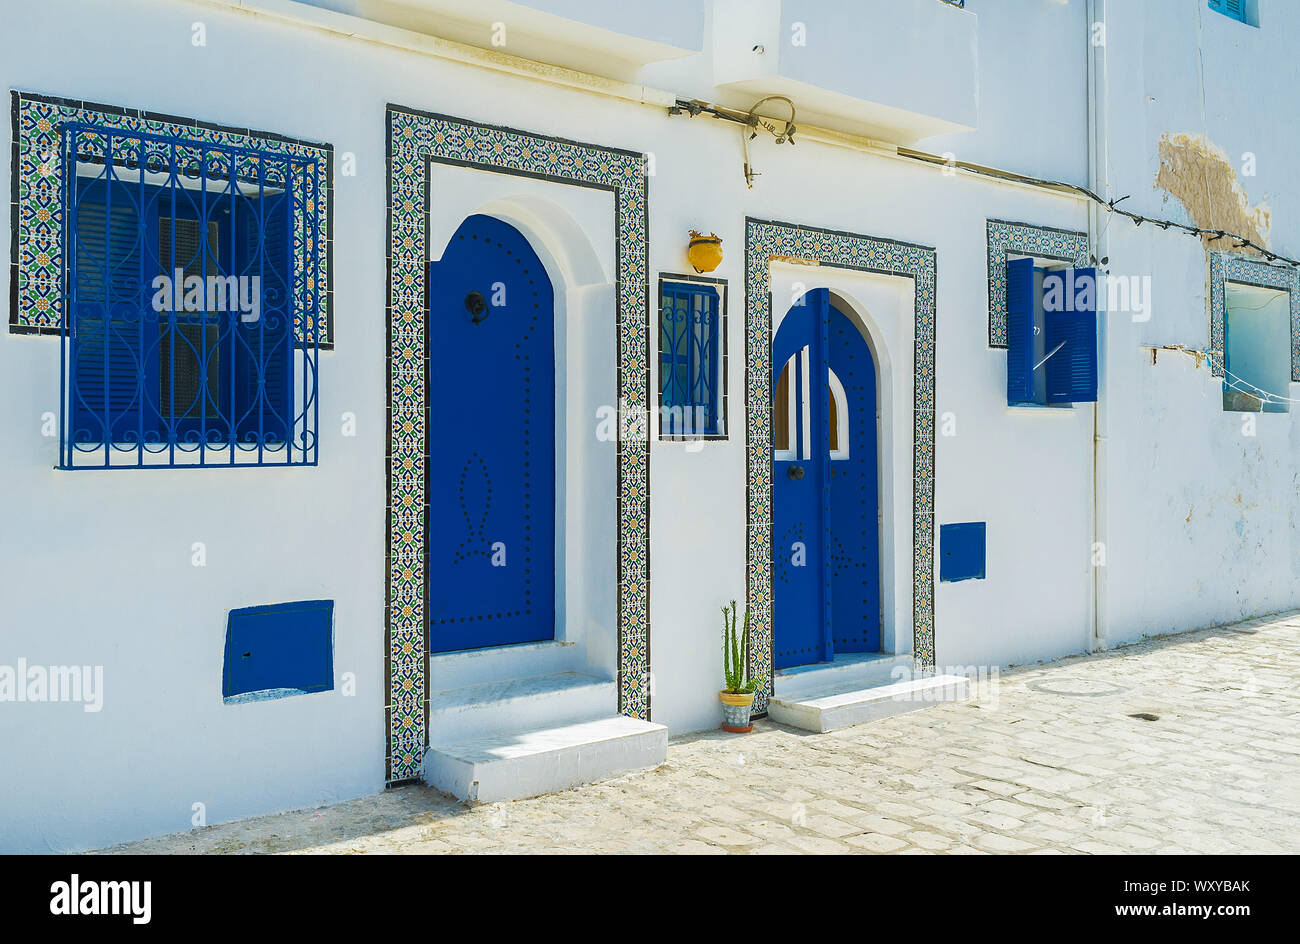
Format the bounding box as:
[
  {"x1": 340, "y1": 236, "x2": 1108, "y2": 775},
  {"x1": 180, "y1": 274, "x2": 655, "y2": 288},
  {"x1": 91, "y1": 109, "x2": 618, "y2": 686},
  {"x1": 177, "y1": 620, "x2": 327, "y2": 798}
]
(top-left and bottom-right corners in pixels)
[
  {"x1": 70, "y1": 192, "x2": 151, "y2": 442},
  {"x1": 1209, "y1": 0, "x2": 1248, "y2": 23},
  {"x1": 158, "y1": 212, "x2": 224, "y2": 427},
  {"x1": 1006, "y1": 257, "x2": 1037, "y2": 404},
  {"x1": 235, "y1": 194, "x2": 293, "y2": 442},
  {"x1": 1045, "y1": 267, "x2": 1098, "y2": 404}
]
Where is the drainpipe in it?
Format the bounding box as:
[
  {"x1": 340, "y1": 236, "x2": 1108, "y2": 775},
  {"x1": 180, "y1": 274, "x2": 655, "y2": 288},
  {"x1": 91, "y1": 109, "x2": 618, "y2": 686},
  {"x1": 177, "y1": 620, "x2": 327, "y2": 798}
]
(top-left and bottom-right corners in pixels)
[{"x1": 1086, "y1": 0, "x2": 1110, "y2": 653}]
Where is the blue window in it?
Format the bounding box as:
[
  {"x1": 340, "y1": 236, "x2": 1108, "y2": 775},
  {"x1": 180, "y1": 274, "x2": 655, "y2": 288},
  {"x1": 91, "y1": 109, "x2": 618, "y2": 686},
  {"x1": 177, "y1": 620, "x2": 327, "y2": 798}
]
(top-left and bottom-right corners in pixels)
[
  {"x1": 1006, "y1": 259, "x2": 1098, "y2": 406},
  {"x1": 1208, "y1": 0, "x2": 1252, "y2": 26},
  {"x1": 59, "y1": 123, "x2": 321, "y2": 468},
  {"x1": 940, "y1": 522, "x2": 985, "y2": 582},
  {"x1": 659, "y1": 278, "x2": 723, "y2": 437},
  {"x1": 223, "y1": 600, "x2": 334, "y2": 702},
  {"x1": 1222, "y1": 282, "x2": 1290, "y2": 413}
]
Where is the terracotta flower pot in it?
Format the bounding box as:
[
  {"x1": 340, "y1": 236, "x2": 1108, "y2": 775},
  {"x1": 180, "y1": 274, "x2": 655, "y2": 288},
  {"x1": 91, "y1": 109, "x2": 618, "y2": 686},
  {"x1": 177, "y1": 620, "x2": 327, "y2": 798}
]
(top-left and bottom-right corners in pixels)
[{"x1": 719, "y1": 690, "x2": 755, "y2": 733}]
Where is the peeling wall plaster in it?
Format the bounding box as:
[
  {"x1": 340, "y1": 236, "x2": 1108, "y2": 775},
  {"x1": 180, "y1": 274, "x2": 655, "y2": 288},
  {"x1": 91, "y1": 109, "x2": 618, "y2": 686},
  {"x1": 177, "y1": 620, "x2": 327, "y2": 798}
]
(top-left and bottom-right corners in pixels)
[{"x1": 1155, "y1": 132, "x2": 1271, "y2": 250}]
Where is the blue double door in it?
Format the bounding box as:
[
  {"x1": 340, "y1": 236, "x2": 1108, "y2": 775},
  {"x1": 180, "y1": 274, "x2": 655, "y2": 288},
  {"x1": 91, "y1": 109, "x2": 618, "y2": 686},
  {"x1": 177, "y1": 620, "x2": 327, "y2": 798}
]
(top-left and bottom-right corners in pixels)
[
  {"x1": 426, "y1": 215, "x2": 556, "y2": 653},
  {"x1": 772, "y1": 289, "x2": 881, "y2": 668}
]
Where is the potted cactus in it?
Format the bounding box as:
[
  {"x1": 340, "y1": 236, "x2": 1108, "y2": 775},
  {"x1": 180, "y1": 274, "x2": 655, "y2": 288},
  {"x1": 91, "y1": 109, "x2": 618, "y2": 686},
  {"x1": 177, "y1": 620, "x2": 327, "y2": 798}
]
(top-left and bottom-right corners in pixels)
[{"x1": 719, "y1": 600, "x2": 758, "y2": 733}]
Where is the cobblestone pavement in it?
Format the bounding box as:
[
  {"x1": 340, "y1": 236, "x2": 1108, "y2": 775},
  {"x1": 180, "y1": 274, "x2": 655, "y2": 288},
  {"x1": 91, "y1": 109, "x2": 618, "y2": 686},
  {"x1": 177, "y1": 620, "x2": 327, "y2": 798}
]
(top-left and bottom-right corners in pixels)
[{"x1": 101, "y1": 614, "x2": 1300, "y2": 854}]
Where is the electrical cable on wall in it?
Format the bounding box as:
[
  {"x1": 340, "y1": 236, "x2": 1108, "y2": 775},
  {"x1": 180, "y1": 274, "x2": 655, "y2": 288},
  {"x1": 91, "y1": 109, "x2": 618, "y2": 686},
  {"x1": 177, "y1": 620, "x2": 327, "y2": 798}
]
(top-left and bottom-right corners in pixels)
[
  {"x1": 670, "y1": 96, "x2": 797, "y2": 188},
  {"x1": 897, "y1": 149, "x2": 1297, "y2": 271},
  {"x1": 1150, "y1": 344, "x2": 1299, "y2": 408},
  {"x1": 671, "y1": 95, "x2": 1300, "y2": 407},
  {"x1": 667, "y1": 98, "x2": 1298, "y2": 271}
]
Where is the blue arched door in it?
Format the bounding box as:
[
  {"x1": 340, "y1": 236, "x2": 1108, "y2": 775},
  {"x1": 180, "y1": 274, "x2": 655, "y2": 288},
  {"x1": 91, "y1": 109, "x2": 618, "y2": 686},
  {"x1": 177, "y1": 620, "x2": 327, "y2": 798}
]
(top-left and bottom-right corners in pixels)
[
  {"x1": 772, "y1": 289, "x2": 880, "y2": 668},
  {"x1": 426, "y1": 214, "x2": 555, "y2": 653}
]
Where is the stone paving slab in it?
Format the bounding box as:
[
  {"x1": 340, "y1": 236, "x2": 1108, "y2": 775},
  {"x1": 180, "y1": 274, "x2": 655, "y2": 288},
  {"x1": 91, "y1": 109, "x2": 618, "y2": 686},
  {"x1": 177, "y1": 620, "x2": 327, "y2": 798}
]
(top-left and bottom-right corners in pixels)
[{"x1": 97, "y1": 614, "x2": 1300, "y2": 854}]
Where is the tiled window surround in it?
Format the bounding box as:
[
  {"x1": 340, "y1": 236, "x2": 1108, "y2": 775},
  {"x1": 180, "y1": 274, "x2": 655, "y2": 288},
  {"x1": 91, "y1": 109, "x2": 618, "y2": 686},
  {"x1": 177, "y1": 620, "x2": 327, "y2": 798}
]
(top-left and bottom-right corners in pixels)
[
  {"x1": 9, "y1": 91, "x2": 333, "y2": 345},
  {"x1": 986, "y1": 218, "x2": 1087, "y2": 349}
]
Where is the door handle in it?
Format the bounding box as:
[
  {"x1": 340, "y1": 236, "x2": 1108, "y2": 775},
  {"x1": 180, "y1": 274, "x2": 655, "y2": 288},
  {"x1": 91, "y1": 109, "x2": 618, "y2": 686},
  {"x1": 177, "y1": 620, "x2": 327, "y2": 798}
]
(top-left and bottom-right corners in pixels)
[
  {"x1": 465, "y1": 291, "x2": 489, "y2": 323},
  {"x1": 787, "y1": 464, "x2": 805, "y2": 480}
]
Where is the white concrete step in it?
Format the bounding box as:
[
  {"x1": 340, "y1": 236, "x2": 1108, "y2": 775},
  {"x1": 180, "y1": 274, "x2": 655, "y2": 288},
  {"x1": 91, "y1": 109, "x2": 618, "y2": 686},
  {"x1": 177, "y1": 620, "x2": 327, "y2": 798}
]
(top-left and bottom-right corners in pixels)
[
  {"x1": 774, "y1": 652, "x2": 915, "y2": 701},
  {"x1": 427, "y1": 671, "x2": 616, "y2": 745},
  {"x1": 427, "y1": 640, "x2": 580, "y2": 692},
  {"x1": 768, "y1": 674, "x2": 971, "y2": 733},
  {"x1": 424, "y1": 715, "x2": 668, "y2": 803}
]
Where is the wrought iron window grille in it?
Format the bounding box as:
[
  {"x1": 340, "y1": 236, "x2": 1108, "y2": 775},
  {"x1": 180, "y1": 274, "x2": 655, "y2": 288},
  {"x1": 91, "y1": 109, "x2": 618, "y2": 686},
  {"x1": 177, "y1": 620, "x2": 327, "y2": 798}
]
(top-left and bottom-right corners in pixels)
[
  {"x1": 58, "y1": 122, "x2": 320, "y2": 468},
  {"x1": 659, "y1": 279, "x2": 722, "y2": 439}
]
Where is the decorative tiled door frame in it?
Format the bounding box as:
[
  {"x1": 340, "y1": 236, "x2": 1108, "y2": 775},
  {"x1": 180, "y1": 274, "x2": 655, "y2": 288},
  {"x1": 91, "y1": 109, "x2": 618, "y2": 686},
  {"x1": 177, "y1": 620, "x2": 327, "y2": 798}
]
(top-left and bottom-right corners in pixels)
[
  {"x1": 385, "y1": 105, "x2": 649, "y2": 782},
  {"x1": 744, "y1": 218, "x2": 937, "y2": 712}
]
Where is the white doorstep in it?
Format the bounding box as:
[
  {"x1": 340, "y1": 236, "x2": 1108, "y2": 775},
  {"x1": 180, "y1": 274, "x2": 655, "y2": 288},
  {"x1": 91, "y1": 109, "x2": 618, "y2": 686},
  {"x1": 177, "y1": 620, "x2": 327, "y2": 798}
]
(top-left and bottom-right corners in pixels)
[
  {"x1": 774, "y1": 652, "x2": 915, "y2": 701},
  {"x1": 426, "y1": 671, "x2": 616, "y2": 744},
  {"x1": 424, "y1": 715, "x2": 668, "y2": 803},
  {"x1": 768, "y1": 674, "x2": 971, "y2": 733}
]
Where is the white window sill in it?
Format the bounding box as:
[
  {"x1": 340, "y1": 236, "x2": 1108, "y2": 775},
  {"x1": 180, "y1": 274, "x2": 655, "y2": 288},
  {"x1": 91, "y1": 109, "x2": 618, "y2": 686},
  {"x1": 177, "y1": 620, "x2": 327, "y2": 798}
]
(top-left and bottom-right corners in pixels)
[{"x1": 1006, "y1": 404, "x2": 1077, "y2": 414}]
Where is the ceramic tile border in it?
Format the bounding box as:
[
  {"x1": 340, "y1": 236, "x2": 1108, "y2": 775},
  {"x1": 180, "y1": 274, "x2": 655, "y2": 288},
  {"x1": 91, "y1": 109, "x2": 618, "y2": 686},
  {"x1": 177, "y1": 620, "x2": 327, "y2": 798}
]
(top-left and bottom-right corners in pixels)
[
  {"x1": 744, "y1": 218, "x2": 937, "y2": 712},
  {"x1": 1207, "y1": 251, "x2": 1300, "y2": 380},
  {"x1": 385, "y1": 105, "x2": 649, "y2": 783},
  {"x1": 986, "y1": 219, "x2": 1087, "y2": 348},
  {"x1": 8, "y1": 90, "x2": 333, "y2": 345}
]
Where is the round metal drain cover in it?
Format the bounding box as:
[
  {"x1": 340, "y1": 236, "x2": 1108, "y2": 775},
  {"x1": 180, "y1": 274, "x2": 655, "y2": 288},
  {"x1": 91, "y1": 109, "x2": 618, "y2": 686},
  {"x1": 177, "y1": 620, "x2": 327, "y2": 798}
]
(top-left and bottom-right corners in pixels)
[{"x1": 1027, "y1": 678, "x2": 1128, "y2": 697}]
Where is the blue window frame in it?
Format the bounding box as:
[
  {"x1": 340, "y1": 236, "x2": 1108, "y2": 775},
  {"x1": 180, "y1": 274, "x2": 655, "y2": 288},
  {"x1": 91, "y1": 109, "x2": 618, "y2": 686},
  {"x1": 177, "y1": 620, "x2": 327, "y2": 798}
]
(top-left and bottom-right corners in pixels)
[
  {"x1": 59, "y1": 122, "x2": 320, "y2": 468},
  {"x1": 659, "y1": 278, "x2": 722, "y2": 437},
  {"x1": 1222, "y1": 282, "x2": 1291, "y2": 413},
  {"x1": 1208, "y1": 0, "x2": 1251, "y2": 26},
  {"x1": 1006, "y1": 259, "x2": 1098, "y2": 406}
]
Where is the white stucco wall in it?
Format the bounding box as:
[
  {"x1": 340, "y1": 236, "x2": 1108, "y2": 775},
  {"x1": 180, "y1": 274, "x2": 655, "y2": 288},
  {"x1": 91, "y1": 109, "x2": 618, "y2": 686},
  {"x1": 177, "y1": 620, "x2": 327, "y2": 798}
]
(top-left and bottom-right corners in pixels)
[
  {"x1": 918, "y1": 0, "x2": 1090, "y2": 185},
  {"x1": 1097, "y1": 0, "x2": 1300, "y2": 645},
  {"x1": 0, "y1": 0, "x2": 395, "y2": 854}
]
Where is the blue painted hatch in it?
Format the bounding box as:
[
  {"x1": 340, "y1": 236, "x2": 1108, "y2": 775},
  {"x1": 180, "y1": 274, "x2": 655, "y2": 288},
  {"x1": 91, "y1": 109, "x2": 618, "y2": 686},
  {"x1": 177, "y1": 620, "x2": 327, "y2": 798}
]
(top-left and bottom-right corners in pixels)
[
  {"x1": 940, "y1": 522, "x2": 986, "y2": 582},
  {"x1": 223, "y1": 599, "x2": 334, "y2": 700}
]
